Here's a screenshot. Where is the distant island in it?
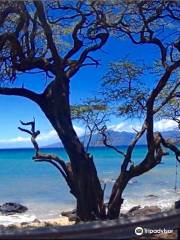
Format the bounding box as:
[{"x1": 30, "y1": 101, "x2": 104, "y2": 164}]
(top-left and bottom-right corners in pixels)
[{"x1": 45, "y1": 130, "x2": 180, "y2": 148}]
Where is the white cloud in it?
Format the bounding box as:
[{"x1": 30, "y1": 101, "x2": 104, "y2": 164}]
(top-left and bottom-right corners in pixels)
[
  {"x1": 37, "y1": 130, "x2": 58, "y2": 141},
  {"x1": 37, "y1": 126, "x2": 85, "y2": 142},
  {"x1": 74, "y1": 126, "x2": 85, "y2": 137},
  {"x1": 109, "y1": 122, "x2": 142, "y2": 132},
  {"x1": 154, "y1": 119, "x2": 178, "y2": 131},
  {"x1": 0, "y1": 136, "x2": 30, "y2": 143},
  {"x1": 109, "y1": 119, "x2": 178, "y2": 133},
  {"x1": 0, "y1": 119, "x2": 177, "y2": 147},
  {"x1": 0, "y1": 125, "x2": 85, "y2": 145}
]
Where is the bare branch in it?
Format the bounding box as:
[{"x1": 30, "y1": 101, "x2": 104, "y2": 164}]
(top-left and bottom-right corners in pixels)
[
  {"x1": 35, "y1": 158, "x2": 68, "y2": 180},
  {"x1": 98, "y1": 126, "x2": 125, "y2": 157},
  {"x1": 66, "y1": 31, "x2": 109, "y2": 78},
  {"x1": 121, "y1": 123, "x2": 147, "y2": 172},
  {"x1": 0, "y1": 87, "x2": 42, "y2": 104},
  {"x1": 18, "y1": 119, "x2": 74, "y2": 187},
  {"x1": 18, "y1": 119, "x2": 40, "y2": 153},
  {"x1": 33, "y1": 152, "x2": 69, "y2": 178},
  {"x1": 158, "y1": 132, "x2": 180, "y2": 163},
  {"x1": 18, "y1": 127, "x2": 32, "y2": 136}
]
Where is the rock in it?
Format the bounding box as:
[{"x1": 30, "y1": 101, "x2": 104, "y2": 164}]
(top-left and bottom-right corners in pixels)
[
  {"x1": 127, "y1": 206, "x2": 161, "y2": 217},
  {"x1": 61, "y1": 209, "x2": 79, "y2": 222},
  {"x1": 128, "y1": 205, "x2": 141, "y2": 213},
  {"x1": 32, "y1": 218, "x2": 41, "y2": 224},
  {"x1": 44, "y1": 222, "x2": 53, "y2": 227},
  {"x1": 21, "y1": 222, "x2": 28, "y2": 226},
  {"x1": 69, "y1": 213, "x2": 78, "y2": 222},
  {"x1": 0, "y1": 202, "x2": 28, "y2": 215},
  {"x1": 61, "y1": 209, "x2": 76, "y2": 217},
  {"x1": 7, "y1": 224, "x2": 18, "y2": 230}
]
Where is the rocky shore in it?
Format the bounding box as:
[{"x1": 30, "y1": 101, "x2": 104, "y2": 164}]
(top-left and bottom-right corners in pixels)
[{"x1": 0, "y1": 203, "x2": 178, "y2": 239}]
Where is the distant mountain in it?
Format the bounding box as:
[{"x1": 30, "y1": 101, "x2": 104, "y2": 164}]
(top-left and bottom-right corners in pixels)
[
  {"x1": 45, "y1": 142, "x2": 63, "y2": 148},
  {"x1": 45, "y1": 130, "x2": 179, "y2": 148}
]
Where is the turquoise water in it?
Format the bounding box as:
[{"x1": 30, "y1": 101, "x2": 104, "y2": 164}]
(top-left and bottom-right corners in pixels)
[{"x1": 0, "y1": 146, "x2": 180, "y2": 221}]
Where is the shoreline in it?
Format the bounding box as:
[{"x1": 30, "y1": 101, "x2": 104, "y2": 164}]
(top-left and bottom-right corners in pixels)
[
  {"x1": 0, "y1": 203, "x2": 176, "y2": 226},
  {"x1": 0, "y1": 207, "x2": 178, "y2": 240},
  {"x1": 0, "y1": 216, "x2": 74, "y2": 230}
]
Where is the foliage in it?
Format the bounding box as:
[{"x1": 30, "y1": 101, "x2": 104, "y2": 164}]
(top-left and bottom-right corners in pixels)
[
  {"x1": 0, "y1": 0, "x2": 111, "y2": 84},
  {"x1": 101, "y1": 60, "x2": 149, "y2": 118},
  {"x1": 101, "y1": 59, "x2": 180, "y2": 122},
  {"x1": 71, "y1": 98, "x2": 108, "y2": 151}
]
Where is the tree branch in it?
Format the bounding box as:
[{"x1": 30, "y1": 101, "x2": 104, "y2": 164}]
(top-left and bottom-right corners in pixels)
[
  {"x1": 63, "y1": 13, "x2": 85, "y2": 64},
  {"x1": 34, "y1": 158, "x2": 68, "y2": 182},
  {"x1": 0, "y1": 87, "x2": 42, "y2": 104},
  {"x1": 98, "y1": 126, "x2": 125, "y2": 157},
  {"x1": 121, "y1": 123, "x2": 147, "y2": 172},
  {"x1": 154, "y1": 81, "x2": 180, "y2": 114},
  {"x1": 33, "y1": 0, "x2": 62, "y2": 67},
  {"x1": 129, "y1": 131, "x2": 179, "y2": 178},
  {"x1": 18, "y1": 119, "x2": 74, "y2": 188},
  {"x1": 145, "y1": 60, "x2": 180, "y2": 152},
  {"x1": 66, "y1": 31, "x2": 109, "y2": 78},
  {"x1": 147, "y1": 61, "x2": 180, "y2": 106},
  {"x1": 33, "y1": 152, "x2": 70, "y2": 179},
  {"x1": 158, "y1": 132, "x2": 180, "y2": 163}
]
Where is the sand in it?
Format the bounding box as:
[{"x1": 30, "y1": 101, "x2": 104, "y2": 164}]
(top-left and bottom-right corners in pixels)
[
  {"x1": 0, "y1": 216, "x2": 74, "y2": 230},
  {"x1": 0, "y1": 218, "x2": 177, "y2": 239},
  {"x1": 0, "y1": 208, "x2": 178, "y2": 239}
]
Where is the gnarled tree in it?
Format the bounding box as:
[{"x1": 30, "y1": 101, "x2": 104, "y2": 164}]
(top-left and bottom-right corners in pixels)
[
  {"x1": 0, "y1": 0, "x2": 110, "y2": 221},
  {"x1": 0, "y1": 0, "x2": 180, "y2": 221},
  {"x1": 100, "y1": 59, "x2": 180, "y2": 218},
  {"x1": 98, "y1": 0, "x2": 180, "y2": 219}
]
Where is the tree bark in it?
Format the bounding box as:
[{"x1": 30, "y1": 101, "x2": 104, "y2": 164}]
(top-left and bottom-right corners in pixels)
[
  {"x1": 39, "y1": 76, "x2": 105, "y2": 221},
  {"x1": 107, "y1": 172, "x2": 130, "y2": 219}
]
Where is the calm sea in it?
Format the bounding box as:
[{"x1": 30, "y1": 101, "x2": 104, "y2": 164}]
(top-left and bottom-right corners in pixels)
[{"x1": 0, "y1": 146, "x2": 179, "y2": 224}]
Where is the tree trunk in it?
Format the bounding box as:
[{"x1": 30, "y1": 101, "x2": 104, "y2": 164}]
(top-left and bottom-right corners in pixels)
[
  {"x1": 39, "y1": 76, "x2": 105, "y2": 221},
  {"x1": 107, "y1": 172, "x2": 130, "y2": 219}
]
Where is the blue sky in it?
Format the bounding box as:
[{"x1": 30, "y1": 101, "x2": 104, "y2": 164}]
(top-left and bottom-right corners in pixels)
[{"x1": 0, "y1": 37, "x2": 178, "y2": 148}]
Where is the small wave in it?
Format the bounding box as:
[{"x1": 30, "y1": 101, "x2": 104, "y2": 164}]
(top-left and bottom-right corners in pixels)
[
  {"x1": 128, "y1": 179, "x2": 138, "y2": 185},
  {"x1": 103, "y1": 171, "x2": 113, "y2": 174},
  {"x1": 121, "y1": 192, "x2": 179, "y2": 213},
  {"x1": 100, "y1": 178, "x2": 138, "y2": 186},
  {"x1": 145, "y1": 194, "x2": 158, "y2": 199},
  {"x1": 100, "y1": 178, "x2": 115, "y2": 184},
  {"x1": 0, "y1": 213, "x2": 36, "y2": 226}
]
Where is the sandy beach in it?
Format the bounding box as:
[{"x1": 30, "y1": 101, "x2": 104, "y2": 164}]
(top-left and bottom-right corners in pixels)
[
  {"x1": 0, "y1": 217, "x2": 178, "y2": 240},
  {"x1": 0, "y1": 206, "x2": 178, "y2": 239},
  {"x1": 0, "y1": 216, "x2": 74, "y2": 229},
  {"x1": 0, "y1": 216, "x2": 178, "y2": 240},
  {"x1": 0, "y1": 216, "x2": 74, "y2": 237}
]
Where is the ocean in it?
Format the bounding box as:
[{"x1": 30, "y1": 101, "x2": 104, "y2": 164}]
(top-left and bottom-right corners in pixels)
[{"x1": 0, "y1": 146, "x2": 179, "y2": 225}]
